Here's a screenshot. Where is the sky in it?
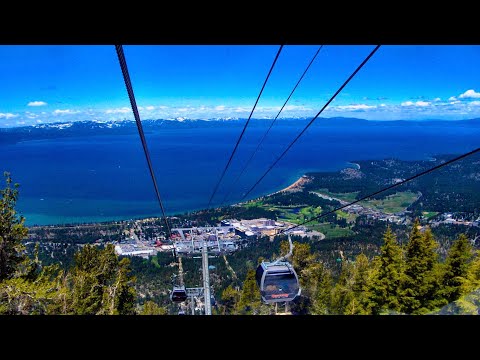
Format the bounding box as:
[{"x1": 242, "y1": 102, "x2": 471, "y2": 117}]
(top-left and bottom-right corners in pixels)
[{"x1": 1, "y1": 45, "x2": 480, "y2": 127}]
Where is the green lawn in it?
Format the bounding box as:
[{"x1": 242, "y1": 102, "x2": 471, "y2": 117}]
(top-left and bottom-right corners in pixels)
[
  {"x1": 277, "y1": 206, "x2": 321, "y2": 225},
  {"x1": 361, "y1": 191, "x2": 419, "y2": 214},
  {"x1": 336, "y1": 210, "x2": 358, "y2": 223},
  {"x1": 314, "y1": 189, "x2": 418, "y2": 214},
  {"x1": 316, "y1": 189, "x2": 360, "y2": 202},
  {"x1": 422, "y1": 211, "x2": 440, "y2": 219},
  {"x1": 310, "y1": 223, "x2": 355, "y2": 238},
  {"x1": 336, "y1": 210, "x2": 350, "y2": 219},
  {"x1": 244, "y1": 199, "x2": 264, "y2": 208}
]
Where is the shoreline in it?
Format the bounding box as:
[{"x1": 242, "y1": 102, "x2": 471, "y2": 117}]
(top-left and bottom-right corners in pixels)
[
  {"x1": 348, "y1": 162, "x2": 361, "y2": 170},
  {"x1": 269, "y1": 175, "x2": 313, "y2": 196}
]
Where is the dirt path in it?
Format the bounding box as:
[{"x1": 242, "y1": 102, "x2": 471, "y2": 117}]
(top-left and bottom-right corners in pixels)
[{"x1": 223, "y1": 255, "x2": 237, "y2": 281}]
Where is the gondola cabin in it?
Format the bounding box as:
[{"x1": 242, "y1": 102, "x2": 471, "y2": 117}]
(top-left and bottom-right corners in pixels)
[
  {"x1": 170, "y1": 285, "x2": 188, "y2": 303},
  {"x1": 255, "y1": 261, "x2": 300, "y2": 303}
]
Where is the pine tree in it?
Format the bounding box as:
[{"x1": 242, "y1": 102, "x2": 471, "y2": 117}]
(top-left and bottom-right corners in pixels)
[
  {"x1": 69, "y1": 244, "x2": 137, "y2": 315},
  {"x1": 331, "y1": 254, "x2": 375, "y2": 315},
  {"x1": 330, "y1": 261, "x2": 356, "y2": 314},
  {"x1": 348, "y1": 253, "x2": 374, "y2": 315},
  {"x1": 221, "y1": 284, "x2": 240, "y2": 315},
  {"x1": 402, "y1": 223, "x2": 440, "y2": 314},
  {"x1": 0, "y1": 263, "x2": 66, "y2": 315},
  {"x1": 140, "y1": 301, "x2": 167, "y2": 315},
  {"x1": 465, "y1": 250, "x2": 480, "y2": 293},
  {"x1": 0, "y1": 173, "x2": 28, "y2": 281},
  {"x1": 311, "y1": 263, "x2": 334, "y2": 315},
  {"x1": 369, "y1": 226, "x2": 405, "y2": 314},
  {"x1": 237, "y1": 269, "x2": 262, "y2": 314},
  {"x1": 0, "y1": 173, "x2": 66, "y2": 315},
  {"x1": 291, "y1": 242, "x2": 315, "y2": 273},
  {"x1": 440, "y1": 234, "x2": 473, "y2": 304}
]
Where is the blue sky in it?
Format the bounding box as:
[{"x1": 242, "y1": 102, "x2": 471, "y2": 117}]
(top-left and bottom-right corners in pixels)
[{"x1": 1, "y1": 45, "x2": 480, "y2": 127}]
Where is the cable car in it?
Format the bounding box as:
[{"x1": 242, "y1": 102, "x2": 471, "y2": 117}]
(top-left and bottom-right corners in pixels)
[
  {"x1": 170, "y1": 285, "x2": 188, "y2": 303},
  {"x1": 255, "y1": 261, "x2": 300, "y2": 303}
]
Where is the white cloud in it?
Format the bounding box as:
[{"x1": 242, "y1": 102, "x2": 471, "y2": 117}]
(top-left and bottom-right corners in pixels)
[
  {"x1": 145, "y1": 106, "x2": 155, "y2": 111},
  {"x1": 0, "y1": 112, "x2": 18, "y2": 119},
  {"x1": 105, "y1": 107, "x2": 131, "y2": 114},
  {"x1": 336, "y1": 104, "x2": 376, "y2": 111},
  {"x1": 433, "y1": 97, "x2": 441, "y2": 102},
  {"x1": 459, "y1": 89, "x2": 480, "y2": 99},
  {"x1": 27, "y1": 101, "x2": 47, "y2": 107},
  {"x1": 283, "y1": 105, "x2": 313, "y2": 111},
  {"x1": 401, "y1": 101, "x2": 430, "y2": 107},
  {"x1": 380, "y1": 104, "x2": 387, "y2": 107},
  {"x1": 215, "y1": 105, "x2": 226, "y2": 111},
  {"x1": 470, "y1": 101, "x2": 480, "y2": 106},
  {"x1": 415, "y1": 101, "x2": 430, "y2": 107},
  {"x1": 53, "y1": 109, "x2": 80, "y2": 115},
  {"x1": 448, "y1": 96, "x2": 457, "y2": 101},
  {"x1": 16, "y1": 121, "x2": 26, "y2": 125}
]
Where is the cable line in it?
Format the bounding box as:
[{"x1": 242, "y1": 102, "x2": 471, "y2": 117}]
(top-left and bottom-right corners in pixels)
[
  {"x1": 240, "y1": 45, "x2": 381, "y2": 201},
  {"x1": 115, "y1": 45, "x2": 172, "y2": 240},
  {"x1": 207, "y1": 45, "x2": 284, "y2": 207},
  {"x1": 220, "y1": 45, "x2": 324, "y2": 205},
  {"x1": 280, "y1": 146, "x2": 480, "y2": 234}
]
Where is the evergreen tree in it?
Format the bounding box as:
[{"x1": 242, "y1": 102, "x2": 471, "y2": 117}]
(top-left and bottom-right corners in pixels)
[
  {"x1": 330, "y1": 261, "x2": 356, "y2": 314},
  {"x1": 236, "y1": 269, "x2": 261, "y2": 314},
  {"x1": 69, "y1": 244, "x2": 137, "y2": 315},
  {"x1": 310, "y1": 264, "x2": 334, "y2": 315},
  {"x1": 140, "y1": 301, "x2": 167, "y2": 315},
  {"x1": 369, "y1": 226, "x2": 405, "y2": 314},
  {"x1": 465, "y1": 250, "x2": 480, "y2": 293},
  {"x1": 0, "y1": 173, "x2": 66, "y2": 315},
  {"x1": 347, "y1": 253, "x2": 373, "y2": 315},
  {"x1": 291, "y1": 242, "x2": 315, "y2": 272},
  {"x1": 440, "y1": 234, "x2": 473, "y2": 304},
  {"x1": 402, "y1": 223, "x2": 440, "y2": 314},
  {"x1": 221, "y1": 284, "x2": 240, "y2": 315},
  {"x1": 330, "y1": 254, "x2": 375, "y2": 315},
  {"x1": 0, "y1": 173, "x2": 28, "y2": 281},
  {"x1": 0, "y1": 263, "x2": 66, "y2": 315}
]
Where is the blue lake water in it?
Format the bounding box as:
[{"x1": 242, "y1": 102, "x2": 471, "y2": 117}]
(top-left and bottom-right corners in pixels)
[{"x1": 1, "y1": 120, "x2": 479, "y2": 225}]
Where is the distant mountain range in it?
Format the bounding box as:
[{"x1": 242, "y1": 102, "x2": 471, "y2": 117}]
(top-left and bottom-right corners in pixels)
[{"x1": 1, "y1": 117, "x2": 480, "y2": 144}]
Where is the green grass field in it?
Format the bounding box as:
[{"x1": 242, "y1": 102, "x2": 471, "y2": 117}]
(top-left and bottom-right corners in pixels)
[
  {"x1": 276, "y1": 205, "x2": 322, "y2": 225},
  {"x1": 422, "y1": 211, "x2": 440, "y2": 219},
  {"x1": 310, "y1": 223, "x2": 355, "y2": 238},
  {"x1": 315, "y1": 189, "x2": 359, "y2": 202},
  {"x1": 361, "y1": 191, "x2": 419, "y2": 214},
  {"x1": 336, "y1": 210, "x2": 359, "y2": 223}
]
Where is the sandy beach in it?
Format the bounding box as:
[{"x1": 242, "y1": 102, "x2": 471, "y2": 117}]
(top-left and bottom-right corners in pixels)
[{"x1": 270, "y1": 175, "x2": 313, "y2": 195}]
